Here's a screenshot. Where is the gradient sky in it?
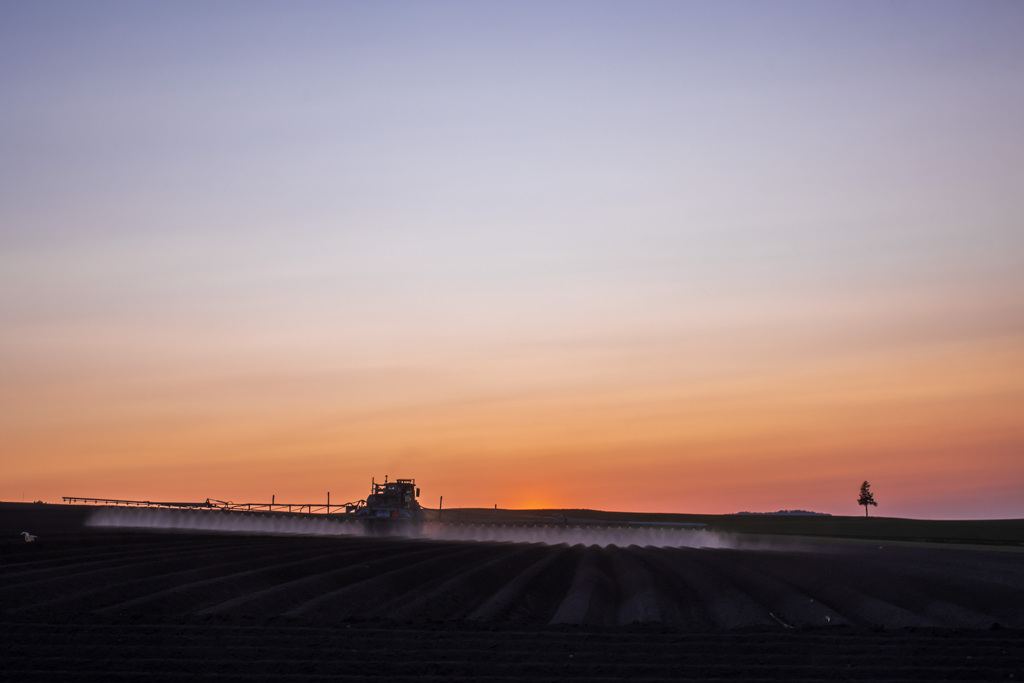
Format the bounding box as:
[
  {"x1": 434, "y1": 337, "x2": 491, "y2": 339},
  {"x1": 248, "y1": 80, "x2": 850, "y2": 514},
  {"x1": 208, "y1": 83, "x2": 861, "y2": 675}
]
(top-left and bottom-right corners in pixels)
[{"x1": 3, "y1": 1, "x2": 1023, "y2": 519}]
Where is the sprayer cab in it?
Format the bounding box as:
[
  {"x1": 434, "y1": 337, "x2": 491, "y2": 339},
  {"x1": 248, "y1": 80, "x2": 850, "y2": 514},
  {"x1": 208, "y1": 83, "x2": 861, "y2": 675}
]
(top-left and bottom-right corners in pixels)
[{"x1": 357, "y1": 477, "x2": 423, "y2": 534}]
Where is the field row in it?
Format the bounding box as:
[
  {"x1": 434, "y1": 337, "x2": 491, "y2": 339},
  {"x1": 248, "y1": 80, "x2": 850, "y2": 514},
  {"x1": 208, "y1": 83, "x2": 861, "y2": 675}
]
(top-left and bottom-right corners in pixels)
[{"x1": 3, "y1": 530, "x2": 1022, "y2": 631}]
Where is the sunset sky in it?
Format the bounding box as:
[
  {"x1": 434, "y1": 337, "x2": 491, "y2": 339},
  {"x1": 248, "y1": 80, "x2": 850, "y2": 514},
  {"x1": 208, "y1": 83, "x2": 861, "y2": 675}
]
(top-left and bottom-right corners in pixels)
[{"x1": 3, "y1": 1, "x2": 1023, "y2": 519}]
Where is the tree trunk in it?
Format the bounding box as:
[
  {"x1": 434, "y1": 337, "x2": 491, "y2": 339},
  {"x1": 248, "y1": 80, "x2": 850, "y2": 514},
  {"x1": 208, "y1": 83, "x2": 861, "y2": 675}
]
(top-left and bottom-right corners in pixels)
[{"x1": 864, "y1": 506, "x2": 869, "y2": 518}]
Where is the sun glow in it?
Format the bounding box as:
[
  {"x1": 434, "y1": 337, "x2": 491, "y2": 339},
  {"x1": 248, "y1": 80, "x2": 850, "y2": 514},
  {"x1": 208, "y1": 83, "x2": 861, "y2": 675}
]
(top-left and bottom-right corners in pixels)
[{"x1": 508, "y1": 495, "x2": 559, "y2": 512}]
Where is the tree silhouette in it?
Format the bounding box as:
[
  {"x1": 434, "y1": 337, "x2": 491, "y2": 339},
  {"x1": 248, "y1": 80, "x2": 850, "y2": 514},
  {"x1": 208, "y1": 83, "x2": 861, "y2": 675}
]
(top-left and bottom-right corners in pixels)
[{"x1": 858, "y1": 480, "x2": 878, "y2": 517}]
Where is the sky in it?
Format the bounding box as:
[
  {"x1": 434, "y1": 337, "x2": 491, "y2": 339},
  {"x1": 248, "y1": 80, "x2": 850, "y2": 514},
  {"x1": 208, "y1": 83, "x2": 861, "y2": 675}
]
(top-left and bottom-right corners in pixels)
[{"x1": 2, "y1": 1, "x2": 1023, "y2": 519}]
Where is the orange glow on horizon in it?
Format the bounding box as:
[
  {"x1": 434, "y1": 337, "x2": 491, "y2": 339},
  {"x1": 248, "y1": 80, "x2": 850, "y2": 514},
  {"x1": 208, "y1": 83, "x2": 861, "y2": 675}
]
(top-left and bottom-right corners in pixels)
[{"x1": 4, "y1": 277, "x2": 1023, "y2": 520}]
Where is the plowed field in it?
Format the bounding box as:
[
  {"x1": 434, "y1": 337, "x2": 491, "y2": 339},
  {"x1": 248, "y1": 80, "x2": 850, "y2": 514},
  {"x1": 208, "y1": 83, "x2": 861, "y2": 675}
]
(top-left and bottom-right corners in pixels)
[{"x1": 3, "y1": 504, "x2": 1022, "y2": 682}]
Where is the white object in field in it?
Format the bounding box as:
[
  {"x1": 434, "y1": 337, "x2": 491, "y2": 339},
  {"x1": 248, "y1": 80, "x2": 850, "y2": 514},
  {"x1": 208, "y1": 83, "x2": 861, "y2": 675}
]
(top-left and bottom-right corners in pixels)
[{"x1": 21, "y1": 531, "x2": 37, "y2": 542}]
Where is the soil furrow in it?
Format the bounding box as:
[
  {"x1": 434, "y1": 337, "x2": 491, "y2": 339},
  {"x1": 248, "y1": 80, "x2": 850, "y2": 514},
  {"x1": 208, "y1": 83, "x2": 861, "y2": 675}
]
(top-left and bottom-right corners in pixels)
[
  {"x1": 5, "y1": 545, "x2": 325, "y2": 616},
  {"x1": 466, "y1": 543, "x2": 575, "y2": 622},
  {"x1": 282, "y1": 543, "x2": 481, "y2": 618},
  {"x1": 385, "y1": 542, "x2": 551, "y2": 620},
  {"x1": 654, "y1": 547, "x2": 776, "y2": 629},
  {"x1": 115, "y1": 539, "x2": 425, "y2": 617},
  {"x1": 549, "y1": 545, "x2": 620, "y2": 625}
]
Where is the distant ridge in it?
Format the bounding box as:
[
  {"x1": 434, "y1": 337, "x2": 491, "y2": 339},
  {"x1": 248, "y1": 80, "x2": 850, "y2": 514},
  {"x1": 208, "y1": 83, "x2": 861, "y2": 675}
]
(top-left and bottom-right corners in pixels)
[{"x1": 733, "y1": 510, "x2": 831, "y2": 516}]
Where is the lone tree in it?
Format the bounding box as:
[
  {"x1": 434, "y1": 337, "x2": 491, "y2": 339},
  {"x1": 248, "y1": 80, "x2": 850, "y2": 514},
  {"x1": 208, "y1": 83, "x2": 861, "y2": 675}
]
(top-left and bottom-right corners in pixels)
[{"x1": 858, "y1": 480, "x2": 878, "y2": 517}]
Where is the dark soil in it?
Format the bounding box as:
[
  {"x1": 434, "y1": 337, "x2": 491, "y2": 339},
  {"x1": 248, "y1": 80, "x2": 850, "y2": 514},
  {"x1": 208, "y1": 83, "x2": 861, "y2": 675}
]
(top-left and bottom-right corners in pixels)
[{"x1": 3, "y1": 503, "x2": 1022, "y2": 682}]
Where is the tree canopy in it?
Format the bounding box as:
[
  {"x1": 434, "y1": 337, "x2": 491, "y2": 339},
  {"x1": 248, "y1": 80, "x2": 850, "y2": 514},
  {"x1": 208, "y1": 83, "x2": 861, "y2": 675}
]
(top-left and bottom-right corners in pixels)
[{"x1": 858, "y1": 480, "x2": 878, "y2": 517}]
